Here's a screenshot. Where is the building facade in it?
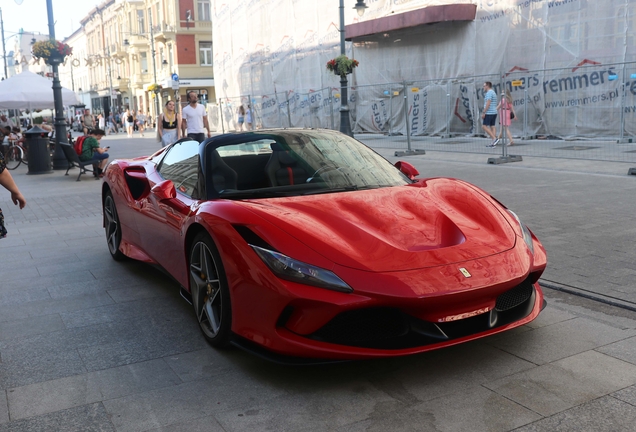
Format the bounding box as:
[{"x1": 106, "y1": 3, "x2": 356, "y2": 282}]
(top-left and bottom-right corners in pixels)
[
  {"x1": 10, "y1": 31, "x2": 50, "y2": 77},
  {"x1": 60, "y1": 0, "x2": 215, "y2": 123}
]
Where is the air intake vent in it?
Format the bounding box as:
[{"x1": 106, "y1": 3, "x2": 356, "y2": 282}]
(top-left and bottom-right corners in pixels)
[{"x1": 495, "y1": 281, "x2": 534, "y2": 311}]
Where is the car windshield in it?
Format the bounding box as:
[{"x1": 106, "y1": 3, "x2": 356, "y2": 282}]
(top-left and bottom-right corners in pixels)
[{"x1": 209, "y1": 130, "x2": 411, "y2": 199}]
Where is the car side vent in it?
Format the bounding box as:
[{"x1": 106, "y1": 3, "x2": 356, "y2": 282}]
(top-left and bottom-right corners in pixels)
[
  {"x1": 124, "y1": 169, "x2": 150, "y2": 201},
  {"x1": 232, "y1": 225, "x2": 275, "y2": 250}
]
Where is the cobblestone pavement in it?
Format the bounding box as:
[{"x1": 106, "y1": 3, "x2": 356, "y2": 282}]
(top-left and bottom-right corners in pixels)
[{"x1": 0, "y1": 131, "x2": 635, "y2": 431}]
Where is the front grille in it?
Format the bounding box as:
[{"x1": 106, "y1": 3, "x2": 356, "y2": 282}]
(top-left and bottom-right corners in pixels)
[
  {"x1": 306, "y1": 279, "x2": 537, "y2": 350},
  {"x1": 311, "y1": 308, "x2": 409, "y2": 346},
  {"x1": 495, "y1": 280, "x2": 534, "y2": 311}
]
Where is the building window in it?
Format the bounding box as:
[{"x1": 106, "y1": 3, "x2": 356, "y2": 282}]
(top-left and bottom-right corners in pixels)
[
  {"x1": 137, "y1": 10, "x2": 146, "y2": 34},
  {"x1": 140, "y1": 52, "x2": 148, "y2": 73},
  {"x1": 198, "y1": 0, "x2": 211, "y2": 21},
  {"x1": 199, "y1": 42, "x2": 212, "y2": 66}
]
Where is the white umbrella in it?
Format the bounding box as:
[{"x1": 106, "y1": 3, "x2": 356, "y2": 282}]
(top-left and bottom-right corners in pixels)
[
  {"x1": 19, "y1": 109, "x2": 54, "y2": 118},
  {"x1": 0, "y1": 70, "x2": 79, "y2": 109}
]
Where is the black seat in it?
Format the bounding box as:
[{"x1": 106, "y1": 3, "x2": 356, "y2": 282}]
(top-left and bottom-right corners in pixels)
[
  {"x1": 59, "y1": 142, "x2": 100, "y2": 181},
  {"x1": 210, "y1": 149, "x2": 238, "y2": 192},
  {"x1": 264, "y1": 143, "x2": 308, "y2": 186}
]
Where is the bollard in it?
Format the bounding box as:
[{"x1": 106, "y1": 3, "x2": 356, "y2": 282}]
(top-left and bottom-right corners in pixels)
[{"x1": 24, "y1": 126, "x2": 53, "y2": 175}]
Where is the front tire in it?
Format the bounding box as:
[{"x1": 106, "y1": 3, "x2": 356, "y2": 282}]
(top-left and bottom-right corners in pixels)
[
  {"x1": 189, "y1": 232, "x2": 232, "y2": 347},
  {"x1": 103, "y1": 191, "x2": 126, "y2": 261}
]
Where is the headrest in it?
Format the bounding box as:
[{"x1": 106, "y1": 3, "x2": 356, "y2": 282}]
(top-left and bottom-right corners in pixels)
[
  {"x1": 270, "y1": 142, "x2": 285, "y2": 152},
  {"x1": 278, "y1": 151, "x2": 297, "y2": 166}
]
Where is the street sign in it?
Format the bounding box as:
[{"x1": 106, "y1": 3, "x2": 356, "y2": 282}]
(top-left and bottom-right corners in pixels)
[
  {"x1": 171, "y1": 73, "x2": 179, "y2": 81},
  {"x1": 171, "y1": 79, "x2": 179, "y2": 90},
  {"x1": 511, "y1": 80, "x2": 523, "y2": 86}
]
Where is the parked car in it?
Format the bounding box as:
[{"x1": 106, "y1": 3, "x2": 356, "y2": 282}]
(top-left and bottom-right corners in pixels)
[{"x1": 101, "y1": 129, "x2": 547, "y2": 362}]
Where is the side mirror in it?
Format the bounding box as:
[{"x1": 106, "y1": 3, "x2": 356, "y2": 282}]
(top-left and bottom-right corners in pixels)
[
  {"x1": 151, "y1": 179, "x2": 177, "y2": 201},
  {"x1": 394, "y1": 161, "x2": 419, "y2": 180}
]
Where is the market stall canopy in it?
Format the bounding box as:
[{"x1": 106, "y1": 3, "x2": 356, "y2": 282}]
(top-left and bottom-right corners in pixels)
[{"x1": 0, "y1": 70, "x2": 79, "y2": 109}]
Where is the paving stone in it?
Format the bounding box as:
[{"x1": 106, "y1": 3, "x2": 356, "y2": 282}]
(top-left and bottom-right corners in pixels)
[
  {"x1": 524, "y1": 301, "x2": 577, "y2": 329},
  {"x1": 0, "y1": 403, "x2": 115, "y2": 432},
  {"x1": 485, "y1": 316, "x2": 636, "y2": 365},
  {"x1": 0, "y1": 392, "x2": 8, "y2": 425},
  {"x1": 102, "y1": 373, "x2": 287, "y2": 432},
  {"x1": 77, "y1": 317, "x2": 208, "y2": 372},
  {"x1": 613, "y1": 385, "x2": 636, "y2": 405},
  {"x1": 163, "y1": 348, "x2": 250, "y2": 383},
  {"x1": 145, "y1": 416, "x2": 225, "y2": 432},
  {"x1": 0, "y1": 287, "x2": 51, "y2": 311},
  {"x1": 215, "y1": 380, "x2": 395, "y2": 432},
  {"x1": 0, "y1": 314, "x2": 65, "y2": 341},
  {"x1": 343, "y1": 385, "x2": 540, "y2": 432},
  {"x1": 7, "y1": 359, "x2": 182, "y2": 420},
  {"x1": 597, "y1": 336, "x2": 636, "y2": 366},
  {"x1": 514, "y1": 395, "x2": 636, "y2": 432},
  {"x1": 484, "y1": 350, "x2": 636, "y2": 416},
  {"x1": 0, "y1": 292, "x2": 114, "y2": 326}
]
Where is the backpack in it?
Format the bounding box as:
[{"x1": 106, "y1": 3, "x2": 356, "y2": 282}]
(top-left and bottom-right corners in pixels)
[{"x1": 74, "y1": 135, "x2": 87, "y2": 156}]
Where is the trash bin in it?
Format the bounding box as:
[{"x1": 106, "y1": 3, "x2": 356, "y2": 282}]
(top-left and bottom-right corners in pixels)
[{"x1": 25, "y1": 126, "x2": 53, "y2": 175}]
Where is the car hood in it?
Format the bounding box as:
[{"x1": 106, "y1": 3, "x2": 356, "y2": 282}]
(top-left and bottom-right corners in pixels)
[{"x1": 237, "y1": 178, "x2": 516, "y2": 272}]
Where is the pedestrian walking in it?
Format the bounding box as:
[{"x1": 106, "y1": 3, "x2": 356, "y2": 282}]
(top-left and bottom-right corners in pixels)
[
  {"x1": 497, "y1": 89, "x2": 516, "y2": 146},
  {"x1": 124, "y1": 109, "x2": 134, "y2": 137},
  {"x1": 237, "y1": 105, "x2": 245, "y2": 131},
  {"x1": 181, "y1": 91, "x2": 211, "y2": 143},
  {"x1": 158, "y1": 100, "x2": 181, "y2": 147},
  {"x1": 481, "y1": 82, "x2": 498, "y2": 147},
  {"x1": 136, "y1": 110, "x2": 147, "y2": 137},
  {"x1": 245, "y1": 104, "x2": 253, "y2": 130}
]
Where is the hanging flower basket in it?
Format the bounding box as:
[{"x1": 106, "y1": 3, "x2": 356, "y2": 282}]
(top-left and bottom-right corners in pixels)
[
  {"x1": 31, "y1": 40, "x2": 73, "y2": 65},
  {"x1": 147, "y1": 83, "x2": 162, "y2": 94},
  {"x1": 326, "y1": 55, "x2": 359, "y2": 78}
]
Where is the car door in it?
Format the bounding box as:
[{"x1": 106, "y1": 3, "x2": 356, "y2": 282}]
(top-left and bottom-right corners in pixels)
[{"x1": 140, "y1": 139, "x2": 201, "y2": 279}]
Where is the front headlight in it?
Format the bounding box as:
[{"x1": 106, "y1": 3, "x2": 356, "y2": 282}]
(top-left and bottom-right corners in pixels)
[
  {"x1": 507, "y1": 210, "x2": 534, "y2": 254},
  {"x1": 251, "y1": 245, "x2": 353, "y2": 293}
]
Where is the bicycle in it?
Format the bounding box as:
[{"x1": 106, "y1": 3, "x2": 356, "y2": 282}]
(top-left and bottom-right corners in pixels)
[{"x1": 1, "y1": 140, "x2": 26, "y2": 170}]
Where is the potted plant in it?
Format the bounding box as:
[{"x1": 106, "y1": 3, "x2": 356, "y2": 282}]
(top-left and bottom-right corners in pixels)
[
  {"x1": 31, "y1": 40, "x2": 73, "y2": 65},
  {"x1": 326, "y1": 55, "x2": 359, "y2": 78},
  {"x1": 147, "y1": 83, "x2": 162, "y2": 94}
]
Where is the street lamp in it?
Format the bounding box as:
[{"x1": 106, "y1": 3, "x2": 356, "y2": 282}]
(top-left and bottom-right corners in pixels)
[
  {"x1": 46, "y1": 0, "x2": 70, "y2": 170},
  {"x1": 338, "y1": 0, "x2": 367, "y2": 137}
]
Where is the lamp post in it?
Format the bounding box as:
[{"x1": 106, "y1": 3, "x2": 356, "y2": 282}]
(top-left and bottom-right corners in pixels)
[
  {"x1": 106, "y1": 47, "x2": 115, "y2": 115},
  {"x1": 149, "y1": 9, "x2": 160, "y2": 129},
  {"x1": 46, "y1": 0, "x2": 70, "y2": 170},
  {"x1": 338, "y1": 0, "x2": 367, "y2": 137}
]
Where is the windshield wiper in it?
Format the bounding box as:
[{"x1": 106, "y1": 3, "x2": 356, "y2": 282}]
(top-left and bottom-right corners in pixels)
[{"x1": 302, "y1": 185, "x2": 382, "y2": 195}]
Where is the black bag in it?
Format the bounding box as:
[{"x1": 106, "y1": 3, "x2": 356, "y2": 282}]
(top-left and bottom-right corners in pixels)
[{"x1": 510, "y1": 112, "x2": 515, "y2": 119}]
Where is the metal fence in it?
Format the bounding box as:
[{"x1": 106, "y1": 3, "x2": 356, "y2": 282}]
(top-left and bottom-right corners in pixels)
[{"x1": 214, "y1": 62, "x2": 636, "y2": 164}]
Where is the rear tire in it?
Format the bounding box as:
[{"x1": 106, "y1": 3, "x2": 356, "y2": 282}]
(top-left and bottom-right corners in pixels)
[
  {"x1": 103, "y1": 191, "x2": 126, "y2": 261},
  {"x1": 189, "y1": 232, "x2": 232, "y2": 347}
]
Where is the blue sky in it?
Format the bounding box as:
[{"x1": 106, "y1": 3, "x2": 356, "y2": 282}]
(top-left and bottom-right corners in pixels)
[
  {"x1": 2, "y1": 0, "x2": 99, "y2": 77},
  {"x1": 2, "y1": 0, "x2": 98, "y2": 39}
]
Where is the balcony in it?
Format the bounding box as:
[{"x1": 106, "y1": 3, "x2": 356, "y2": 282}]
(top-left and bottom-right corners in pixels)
[
  {"x1": 153, "y1": 23, "x2": 176, "y2": 43},
  {"x1": 178, "y1": 20, "x2": 212, "y2": 30},
  {"x1": 125, "y1": 34, "x2": 150, "y2": 47}
]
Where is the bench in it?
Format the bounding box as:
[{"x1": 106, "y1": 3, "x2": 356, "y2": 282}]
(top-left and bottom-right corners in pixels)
[{"x1": 59, "y1": 142, "x2": 100, "y2": 181}]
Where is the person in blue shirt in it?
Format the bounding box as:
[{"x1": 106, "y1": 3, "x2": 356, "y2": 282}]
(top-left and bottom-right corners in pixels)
[{"x1": 481, "y1": 82, "x2": 499, "y2": 147}]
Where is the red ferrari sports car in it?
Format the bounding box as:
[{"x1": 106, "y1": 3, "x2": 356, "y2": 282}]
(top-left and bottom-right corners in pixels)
[{"x1": 102, "y1": 129, "x2": 546, "y2": 362}]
